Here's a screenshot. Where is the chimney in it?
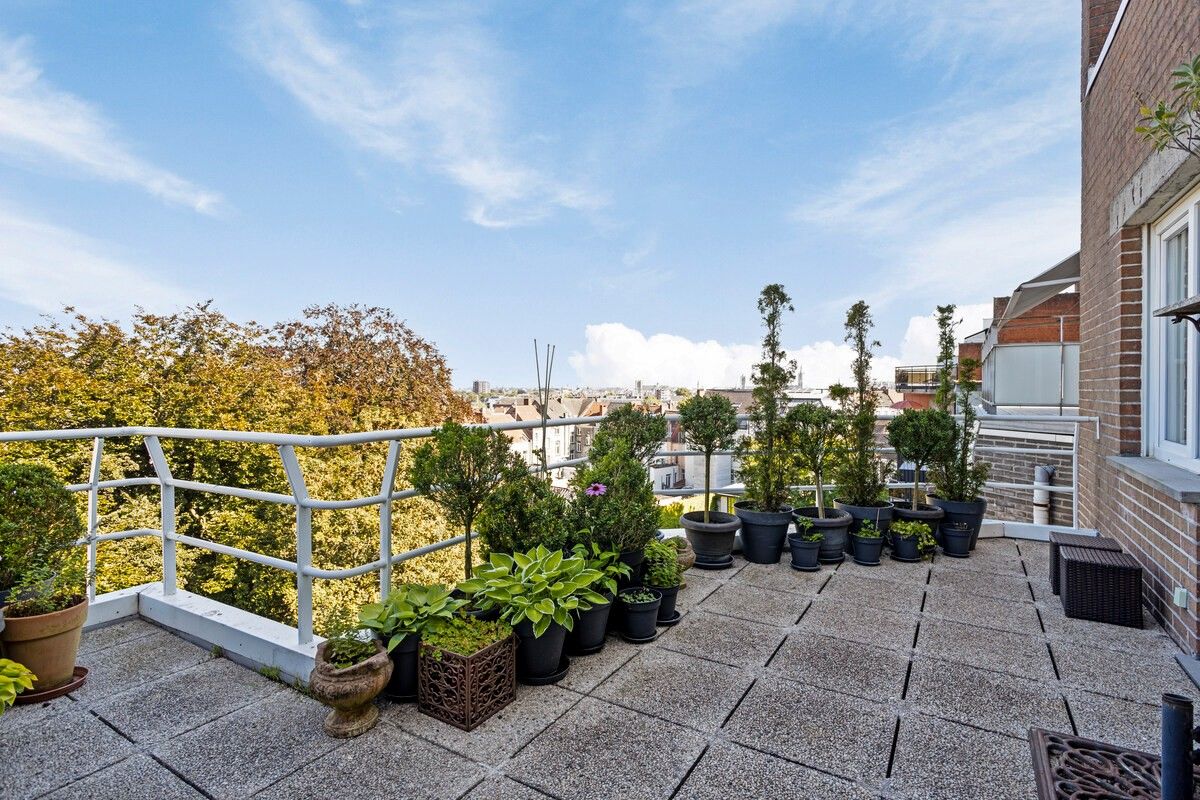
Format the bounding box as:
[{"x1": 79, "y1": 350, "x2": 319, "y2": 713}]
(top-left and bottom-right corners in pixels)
[{"x1": 1083, "y1": 0, "x2": 1120, "y2": 70}]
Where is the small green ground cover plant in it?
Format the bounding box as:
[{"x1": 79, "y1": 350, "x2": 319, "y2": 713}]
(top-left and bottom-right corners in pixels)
[
  {"x1": 619, "y1": 588, "x2": 657, "y2": 604},
  {"x1": 421, "y1": 616, "x2": 513, "y2": 659}
]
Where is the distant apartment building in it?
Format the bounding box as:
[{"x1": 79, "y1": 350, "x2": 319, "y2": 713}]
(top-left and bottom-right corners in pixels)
[{"x1": 471, "y1": 380, "x2": 490, "y2": 394}]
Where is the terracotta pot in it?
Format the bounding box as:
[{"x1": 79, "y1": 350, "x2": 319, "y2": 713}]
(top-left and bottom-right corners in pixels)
[
  {"x1": 309, "y1": 640, "x2": 392, "y2": 738},
  {"x1": 0, "y1": 597, "x2": 88, "y2": 691}
]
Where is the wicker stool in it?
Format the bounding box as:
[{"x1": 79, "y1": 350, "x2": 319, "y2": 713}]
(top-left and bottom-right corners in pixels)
[
  {"x1": 1058, "y1": 546, "x2": 1143, "y2": 628},
  {"x1": 1048, "y1": 531, "x2": 1121, "y2": 595}
]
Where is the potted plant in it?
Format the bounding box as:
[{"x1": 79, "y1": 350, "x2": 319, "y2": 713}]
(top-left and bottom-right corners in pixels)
[
  {"x1": 787, "y1": 517, "x2": 823, "y2": 572},
  {"x1": 890, "y1": 520, "x2": 936, "y2": 563},
  {"x1": 309, "y1": 624, "x2": 392, "y2": 738},
  {"x1": 678, "y1": 393, "x2": 742, "y2": 568},
  {"x1": 786, "y1": 402, "x2": 853, "y2": 563},
  {"x1": 476, "y1": 461, "x2": 571, "y2": 555},
  {"x1": 643, "y1": 538, "x2": 682, "y2": 624},
  {"x1": 0, "y1": 659, "x2": 35, "y2": 714},
  {"x1": 941, "y1": 522, "x2": 973, "y2": 558},
  {"x1": 588, "y1": 404, "x2": 668, "y2": 468},
  {"x1": 618, "y1": 587, "x2": 661, "y2": 643},
  {"x1": 357, "y1": 584, "x2": 465, "y2": 702},
  {"x1": 832, "y1": 301, "x2": 894, "y2": 543},
  {"x1": 566, "y1": 542, "x2": 631, "y2": 655},
  {"x1": 850, "y1": 520, "x2": 885, "y2": 566},
  {"x1": 409, "y1": 421, "x2": 520, "y2": 581},
  {"x1": 570, "y1": 443, "x2": 660, "y2": 586},
  {"x1": 417, "y1": 615, "x2": 516, "y2": 731},
  {"x1": 886, "y1": 407, "x2": 954, "y2": 535},
  {"x1": 735, "y1": 285, "x2": 799, "y2": 564},
  {"x1": 459, "y1": 546, "x2": 606, "y2": 685}
]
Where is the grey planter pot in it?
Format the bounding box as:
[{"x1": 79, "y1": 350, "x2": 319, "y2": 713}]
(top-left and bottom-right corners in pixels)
[
  {"x1": 793, "y1": 507, "x2": 852, "y2": 564},
  {"x1": 941, "y1": 523, "x2": 973, "y2": 558},
  {"x1": 850, "y1": 533, "x2": 885, "y2": 566},
  {"x1": 681, "y1": 511, "x2": 741, "y2": 569},
  {"x1": 734, "y1": 502, "x2": 794, "y2": 564},
  {"x1": 834, "y1": 500, "x2": 895, "y2": 552},
  {"x1": 927, "y1": 495, "x2": 987, "y2": 550},
  {"x1": 892, "y1": 503, "x2": 945, "y2": 550}
]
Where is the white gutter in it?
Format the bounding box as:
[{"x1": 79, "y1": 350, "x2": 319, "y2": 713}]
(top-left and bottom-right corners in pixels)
[{"x1": 1086, "y1": 0, "x2": 1130, "y2": 96}]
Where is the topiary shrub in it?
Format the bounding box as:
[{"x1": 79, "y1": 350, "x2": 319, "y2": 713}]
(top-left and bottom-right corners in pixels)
[{"x1": 0, "y1": 463, "x2": 83, "y2": 594}]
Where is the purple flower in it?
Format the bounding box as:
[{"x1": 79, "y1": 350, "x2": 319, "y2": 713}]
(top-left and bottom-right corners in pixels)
[{"x1": 586, "y1": 483, "x2": 607, "y2": 497}]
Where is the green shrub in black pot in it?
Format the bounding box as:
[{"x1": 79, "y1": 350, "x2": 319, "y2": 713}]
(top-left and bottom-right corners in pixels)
[
  {"x1": 678, "y1": 393, "x2": 742, "y2": 569},
  {"x1": 618, "y1": 588, "x2": 662, "y2": 643},
  {"x1": 886, "y1": 406, "x2": 953, "y2": 536},
  {"x1": 477, "y1": 463, "x2": 571, "y2": 555},
  {"x1": 787, "y1": 517, "x2": 823, "y2": 572},
  {"x1": 787, "y1": 402, "x2": 852, "y2": 563},
  {"x1": 644, "y1": 539, "x2": 682, "y2": 624},
  {"x1": 850, "y1": 520, "x2": 885, "y2": 566},
  {"x1": 565, "y1": 543, "x2": 630, "y2": 655},
  {"x1": 735, "y1": 284, "x2": 799, "y2": 564},
  {"x1": 358, "y1": 584, "x2": 466, "y2": 702},
  {"x1": 570, "y1": 440, "x2": 660, "y2": 587},
  {"x1": 889, "y1": 520, "x2": 936, "y2": 563}
]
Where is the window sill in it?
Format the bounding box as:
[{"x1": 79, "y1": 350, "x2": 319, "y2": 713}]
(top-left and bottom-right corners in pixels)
[{"x1": 1106, "y1": 455, "x2": 1200, "y2": 504}]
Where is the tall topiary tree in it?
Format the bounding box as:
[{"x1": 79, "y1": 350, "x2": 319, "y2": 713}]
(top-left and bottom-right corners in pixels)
[
  {"x1": 784, "y1": 403, "x2": 843, "y2": 517},
  {"x1": 933, "y1": 304, "x2": 957, "y2": 413},
  {"x1": 887, "y1": 408, "x2": 955, "y2": 510},
  {"x1": 589, "y1": 405, "x2": 667, "y2": 467},
  {"x1": 409, "y1": 422, "x2": 520, "y2": 580},
  {"x1": 0, "y1": 463, "x2": 83, "y2": 593},
  {"x1": 830, "y1": 301, "x2": 891, "y2": 506},
  {"x1": 929, "y1": 359, "x2": 990, "y2": 502},
  {"x1": 678, "y1": 393, "x2": 739, "y2": 522}
]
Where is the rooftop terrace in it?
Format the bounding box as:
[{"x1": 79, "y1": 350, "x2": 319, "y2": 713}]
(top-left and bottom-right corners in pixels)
[{"x1": 5, "y1": 538, "x2": 1194, "y2": 800}]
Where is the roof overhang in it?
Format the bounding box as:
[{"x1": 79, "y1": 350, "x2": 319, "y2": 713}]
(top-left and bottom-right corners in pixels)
[{"x1": 981, "y1": 252, "x2": 1079, "y2": 363}]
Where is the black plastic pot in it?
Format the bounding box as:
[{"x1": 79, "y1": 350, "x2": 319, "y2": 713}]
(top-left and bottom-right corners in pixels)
[
  {"x1": 617, "y1": 548, "x2": 646, "y2": 589},
  {"x1": 928, "y1": 495, "x2": 986, "y2": 550},
  {"x1": 680, "y1": 511, "x2": 741, "y2": 569},
  {"x1": 733, "y1": 502, "x2": 794, "y2": 564},
  {"x1": 385, "y1": 633, "x2": 420, "y2": 701},
  {"x1": 567, "y1": 597, "x2": 612, "y2": 655},
  {"x1": 651, "y1": 584, "x2": 680, "y2": 622},
  {"x1": 786, "y1": 534, "x2": 822, "y2": 571},
  {"x1": 890, "y1": 533, "x2": 921, "y2": 562},
  {"x1": 941, "y1": 523, "x2": 972, "y2": 558},
  {"x1": 514, "y1": 619, "x2": 569, "y2": 682},
  {"x1": 794, "y1": 507, "x2": 852, "y2": 563},
  {"x1": 619, "y1": 589, "x2": 662, "y2": 641},
  {"x1": 850, "y1": 533, "x2": 885, "y2": 566},
  {"x1": 834, "y1": 500, "x2": 894, "y2": 552}
]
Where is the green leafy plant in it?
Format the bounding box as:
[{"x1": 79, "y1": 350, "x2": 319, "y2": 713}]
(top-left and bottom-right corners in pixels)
[
  {"x1": 792, "y1": 516, "x2": 824, "y2": 543},
  {"x1": 855, "y1": 520, "x2": 882, "y2": 540},
  {"x1": 458, "y1": 546, "x2": 606, "y2": 638},
  {"x1": 657, "y1": 501, "x2": 685, "y2": 529},
  {"x1": 929, "y1": 359, "x2": 990, "y2": 503},
  {"x1": 619, "y1": 588, "x2": 656, "y2": 604},
  {"x1": 830, "y1": 301, "x2": 891, "y2": 507},
  {"x1": 678, "y1": 393, "x2": 739, "y2": 522},
  {"x1": 739, "y1": 284, "x2": 798, "y2": 513},
  {"x1": 643, "y1": 538, "x2": 682, "y2": 589},
  {"x1": 0, "y1": 658, "x2": 35, "y2": 715},
  {"x1": 323, "y1": 625, "x2": 378, "y2": 669},
  {"x1": 0, "y1": 463, "x2": 84, "y2": 592},
  {"x1": 887, "y1": 408, "x2": 955, "y2": 510},
  {"x1": 421, "y1": 615, "x2": 513, "y2": 659},
  {"x1": 589, "y1": 405, "x2": 667, "y2": 467},
  {"x1": 1137, "y1": 54, "x2": 1200, "y2": 157},
  {"x1": 357, "y1": 583, "x2": 466, "y2": 652},
  {"x1": 891, "y1": 520, "x2": 936, "y2": 557},
  {"x1": 570, "y1": 443, "x2": 660, "y2": 553},
  {"x1": 3, "y1": 553, "x2": 88, "y2": 618},
  {"x1": 476, "y1": 462, "x2": 570, "y2": 555},
  {"x1": 784, "y1": 403, "x2": 844, "y2": 517},
  {"x1": 409, "y1": 421, "x2": 521, "y2": 580},
  {"x1": 571, "y1": 542, "x2": 631, "y2": 596}
]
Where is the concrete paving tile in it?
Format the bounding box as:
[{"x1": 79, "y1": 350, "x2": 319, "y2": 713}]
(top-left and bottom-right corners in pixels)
[
  {"x1": 93, "y1": 657, "x2": 284, "y2": 743},
  {"x1": 922, "y1": 586, "x2": 1043, "y2": 635},
  {"x1": 731, "y1": 560, "x2": 832, "y2": 595},
  {"x1": 698, "y1": 581, "x2": 811, "y2": 626},
  {"x1": 767, "y1": 631, "x2": 909, "y2": 702},
  {"x1": 0, "y1": 693, "x2": 77, "y2": 734},
  {"x1": 1037, "y1": 600, "x2": 1177, "y2": 656},
  {"x1": 557, "y1": 638, "x2": 637, "y2": 693},
  {"x1": 927, "y1": 567, "x2": 1033, "y2": 603},
  {"x1": 0, "y1": 709, "x2": 135, "y2": 800},
  {"x1": 153, "y1": 689, "x2": 337, "y2": 800},
  {"x1": 1016, "y1": 540, "x2": 1051, "y2": 574},
  {"x1": 795, "y1": 598, "x2": 919, "y2": 653},
  {"x1": 390, "y1": 684, "x2": 580, "y2": 765},
  {"x1": 916, "y1": 618, "x2": 1055, "y2": 680},
  {"x1": 657, "y1": 609, "x2": 787, "y2": 668},
  {"x1": 463, "y1": 777, "x2": 554, "y2": 800},
  {"x1": 931, "y1": 540, "x2": 1026, "y2": 576},
  {"x1": 676, "y1": 570, "x2": 722, "y2": 609},
  {"x1": 42, "y1": 754, "x2": 204, "y2": 800},
  {"x1": 1052, "y1": 640, "x2": 1198, "y2": 705},
  {"x1": 723, "y1": 675, "x2": 895, "y2": 781},
  {"x1": 73, "y1": 629, "x2": 213, "y2": 703},
  {"x1": 905, "y1": 656, "x2": 1070, "y2": 739},
  {"x1": 77, "y1": 619, "x2": 160, "y2": 656},
  {"x1": 255, "y1": 724, "x2": 484, "y2": 800},
  {"x1": 835, "y1": 557, "x2": 929, "y2": 585},
  {"x1": 1066, "y1": 690, "x2": 1162, "y2": 753},
  {"x1": 818, "y1": 572, "x2": 926, "y2": 614},
  {"x1": 890, "y1": 714, "x2": 1036, "y2": 799},
  {"x1": 506, "y1": 697, "x2": 707, "y2": 800},
  {"x1": 592, "y1": 647, "x2": 754, "y2": 731},
  {"x1": 673, "y1": 741, "x2": 877, "y2": 800}
]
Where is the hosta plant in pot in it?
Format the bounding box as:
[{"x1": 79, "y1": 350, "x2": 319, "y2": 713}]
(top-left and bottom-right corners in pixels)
[
  {"x1": 570, "y1": 442, "x2": 660, "y2": 587},
  {"x1": 309, "y1": 623, "x2": 392, "y2": 738},
  {"x1": 850, "y1": 521, "x2": 885, "y2": 566},
  {"x1": 677, "y1": 392, "x2": 741, "y2": 568},
  {"x1": 618, "y1": 587, "x2": 662, "y2": 643},
  {"x1": 418, "y1": 615, "x2": 516, "y2": 731},
  {"x1": 832, "y1": 301, "x2": 894, "y2": 542},
  {"x1": 886, "y1": 406, "x2": 954, "y2": 535},
  {"x1": 890, "y1": 520, "x2": 936, "y2": 563},
  {"x1": 644, "y1": 538, "x2": 683, "y2": 624},
  {"x1": 0, "y1": 658, "x2": 35, "y2": 714},
  {"x1": 566, "y1": 542, "x2": 631, "y2": 655},
  {"x1": 358, "y1": 584, "x2": 465, "y2": 702},
  {"x1": 735, "y1": 284, "x2": 799, "y2": 564},
  {"x1": 786, "y1": 402, "x2": 852, "y2": 564},
  {"x1": 459, "y1": 546, "x2": 606, "y2": 685},
  {"x1": 788, "y1": 517, "x2": 824, "y2": 572}
]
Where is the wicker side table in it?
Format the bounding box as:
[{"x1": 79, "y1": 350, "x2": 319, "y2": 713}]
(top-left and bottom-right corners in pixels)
[
  {"x1": 1048, "y1": 531, "x2": 1121, "y2": 595},
  {"x1": 1059, "y1": 546, "x2": 1144, "y2": 628}
]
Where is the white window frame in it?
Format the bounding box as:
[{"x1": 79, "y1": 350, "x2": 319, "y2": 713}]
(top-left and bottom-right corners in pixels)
[{"x1": 1148, "y1": 185, "x2": 1200, "y2": 470}]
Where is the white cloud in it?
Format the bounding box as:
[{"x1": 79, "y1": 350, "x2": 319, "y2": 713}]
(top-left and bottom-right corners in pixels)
[
  {"x1": 0, "y1": 34, "x2": 223, "y2": 214},
  {"x1": 0, "y1": 205, "x2": 188, "y2": 316},
  {"x1": 237, "y1": 0, "x2": 603, "y2": 228}
]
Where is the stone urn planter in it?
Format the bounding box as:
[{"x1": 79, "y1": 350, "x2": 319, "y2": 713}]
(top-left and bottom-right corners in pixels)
[
  {"x1": 680, "y1": 511, "x2": 741, "y2": 569},
  {"x1": 309, "y1": 639, "x2": 392, "y2": 738},
  {"x1": 672, "y1": 537, "x2": 696, "y2": 572},
  {"x1": 0, "y1": 596, "x2": 88, "y2": 692}
]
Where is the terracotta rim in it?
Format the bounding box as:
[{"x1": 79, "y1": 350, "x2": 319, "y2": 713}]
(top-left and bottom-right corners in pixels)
[{"x1": 13, "y1": 666, "x2": 87, "y2": 704}]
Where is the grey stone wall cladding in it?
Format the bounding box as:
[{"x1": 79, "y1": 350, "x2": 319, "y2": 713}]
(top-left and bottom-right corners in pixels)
[{"x1": 977, "y1": 433, "x2": 1075, "y2": 525}]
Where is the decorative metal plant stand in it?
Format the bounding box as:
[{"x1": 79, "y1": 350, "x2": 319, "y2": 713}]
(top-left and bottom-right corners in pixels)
[
  {"x1": 1030, "y1": 728, "x2": 1200, "y2": 799},
  {"x1": 418, "y1": 634, "x2": 516, "y2": 732}
]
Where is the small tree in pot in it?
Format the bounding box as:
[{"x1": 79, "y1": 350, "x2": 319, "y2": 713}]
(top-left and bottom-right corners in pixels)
[
  {"x1": 735, "y1": 284, "x2": 799, "y2": 564},
  {"x1": 928, "y1": 357, "x2": 990, "y2": 549},
  {"x1": 570, "y1": 441, "x2": 660, "y2": 584},
  {"x1": 786, "y1": 403, "x2": 852, "y2": 564},
  {"x1": 677, "y1": 393, "x2": 741, "y2": 568},
  {"x1": 886, "y1": 406, "x2": 954, "y2": 547},
  {"x1": 589, "y1": 405, "x2": 667, "y2": 468},
  {"x1": 476, "y1": 462, "x2": 571, "y2": 555}
]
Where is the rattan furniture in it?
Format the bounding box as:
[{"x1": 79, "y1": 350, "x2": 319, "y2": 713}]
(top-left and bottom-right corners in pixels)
[
  {"x1": 1058, "y1": 546, "x2": 1144, "y2": 628},
  {"x1": 1048, "y1": 531, "x2": 1121, "y2": 595}
]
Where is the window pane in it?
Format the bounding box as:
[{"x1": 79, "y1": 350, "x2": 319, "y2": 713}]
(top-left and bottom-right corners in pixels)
[{"x1": 1165, "y1": 229, "x2": 1188, "y2": 445}]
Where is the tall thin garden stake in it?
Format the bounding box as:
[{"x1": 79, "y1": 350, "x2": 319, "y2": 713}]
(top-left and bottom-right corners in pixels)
[{"x1": 533, "y1": 340, "x2": 556, "y2": 476}]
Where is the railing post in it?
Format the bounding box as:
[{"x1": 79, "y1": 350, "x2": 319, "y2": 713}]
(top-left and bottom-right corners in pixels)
[
  {"x1": 279, "y1": 445, "x2": 314, "y2": 645},
  {"x1": 86, "y1": 437, "x2": 103, "y2": 602},
  {"x1": 379, "y1": 441, "x2": 401, "y2": 601},
  {"x1": 1071, "y1": 421, "x2": 1080, "y2": 529},
  {"x1": 144, "y1": 436, "x2": 177, "y2": 595}
]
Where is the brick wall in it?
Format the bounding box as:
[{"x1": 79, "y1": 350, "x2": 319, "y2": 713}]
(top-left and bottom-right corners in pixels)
[
  {"x1": 976, "y1": 430, "x2": 1075, "y2": 525},
  {"x1": 992, "y1": 294, "x2": 1080, "y2": 345},
  {"x1": 1080, "y1": 0, "x2": 1200, "y2": 652}
]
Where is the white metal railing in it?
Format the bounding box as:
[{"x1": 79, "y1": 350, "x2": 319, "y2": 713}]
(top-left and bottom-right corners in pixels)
[{"x1": 0, "y1": 412, "x2": 1097, "y2": 645}]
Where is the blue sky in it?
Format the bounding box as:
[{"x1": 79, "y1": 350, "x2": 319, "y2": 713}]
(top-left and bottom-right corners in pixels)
[{"x1": 0, "y1": 1, "x2": 1081, "y2": 389}]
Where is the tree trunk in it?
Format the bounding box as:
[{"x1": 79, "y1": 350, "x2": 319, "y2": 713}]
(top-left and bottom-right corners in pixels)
[
  {"x1": 463, "y1": 513, "x2": 474, "y2": 581},
  {"x1": 703, "y1": 452, "x2": 711, "y2": 524}
]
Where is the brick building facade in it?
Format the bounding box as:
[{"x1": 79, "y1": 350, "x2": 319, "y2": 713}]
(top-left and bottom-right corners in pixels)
[{"x1": 1079, "y1": 0, "x2": 1200, "y2": 653}]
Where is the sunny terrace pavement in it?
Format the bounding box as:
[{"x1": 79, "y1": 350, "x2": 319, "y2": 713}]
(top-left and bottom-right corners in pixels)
[{"x1": 2, "y1": 539, "x2": 1195, "y2": 800}]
